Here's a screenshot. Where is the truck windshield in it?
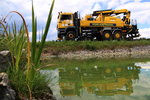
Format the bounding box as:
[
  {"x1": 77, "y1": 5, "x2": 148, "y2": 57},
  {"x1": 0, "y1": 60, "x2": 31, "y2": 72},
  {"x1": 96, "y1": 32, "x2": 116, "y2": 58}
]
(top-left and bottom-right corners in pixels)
[{"x1": 60, "y1": 15, "x2": 72, "y2": 20}]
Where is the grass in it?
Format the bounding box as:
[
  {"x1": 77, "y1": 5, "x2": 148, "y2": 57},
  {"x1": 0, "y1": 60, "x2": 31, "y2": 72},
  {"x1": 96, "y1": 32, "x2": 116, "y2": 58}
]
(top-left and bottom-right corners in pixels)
[
  {"x1": 0, "y1": 36, "x2": 8, "y2": 51},
  {"x1": 41, "y1": 57, "x2": 150, "y2": 70},
  {"x1": 0, "y1": 0, "x2": 55, "y2": 99},
  {"x1": 43, "y1": 40, "x2": 150, "y2": 55},
  {"x1": 7, "y1": 68, "x2": 50, "y2": 99}
]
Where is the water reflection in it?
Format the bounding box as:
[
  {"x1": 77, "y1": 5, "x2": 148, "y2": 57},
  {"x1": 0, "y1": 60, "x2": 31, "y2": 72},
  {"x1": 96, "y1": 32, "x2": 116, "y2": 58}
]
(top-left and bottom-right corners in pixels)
[{"x1": 59, "y1": 65, "x2": 141, "y2": 97}]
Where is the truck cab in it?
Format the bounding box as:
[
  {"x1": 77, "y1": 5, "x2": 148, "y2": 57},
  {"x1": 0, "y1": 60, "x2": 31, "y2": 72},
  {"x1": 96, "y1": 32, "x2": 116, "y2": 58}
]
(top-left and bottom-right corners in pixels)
[
  {"x1": 57, "y1": 12, "x2": 80, "y2": 40},
  {"x1": 57, "y1": 13, "x2": 74, "y2": 29}
]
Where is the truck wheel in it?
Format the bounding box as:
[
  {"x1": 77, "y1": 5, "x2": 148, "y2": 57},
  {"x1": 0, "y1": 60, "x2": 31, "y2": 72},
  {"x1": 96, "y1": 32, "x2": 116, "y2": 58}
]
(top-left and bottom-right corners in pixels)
[
  {"x1": 114, "y1": 31, "x2": 122, "y2": 40},
  {"x1": 103, "y1": 31, "x2": 111, "y2": 40},
  {"x1": 65, "y1": 31, "x2": 76, "y2": 40}
]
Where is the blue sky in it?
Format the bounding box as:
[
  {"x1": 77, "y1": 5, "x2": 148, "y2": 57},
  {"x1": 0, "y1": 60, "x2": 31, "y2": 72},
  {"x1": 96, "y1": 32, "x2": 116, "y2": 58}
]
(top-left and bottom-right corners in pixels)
[{"x1": 0, "y1": 0, "x2": 150, "y2": 40}]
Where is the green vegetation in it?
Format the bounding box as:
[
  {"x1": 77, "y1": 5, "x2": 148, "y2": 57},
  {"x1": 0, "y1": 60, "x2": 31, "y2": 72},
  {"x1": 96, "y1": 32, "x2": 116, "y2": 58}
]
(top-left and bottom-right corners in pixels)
[
  {"x1": 0, "y1": 0, "x2": 55, "y2": 99},
  {"x1": 42, "y1": 57, "x2": 150, "y2": 70},
  {"x1": 43, "y1": 40, "x2": 150, "y2": 55},
  {"x1": 0, "y1": 36, "x2": 7, "y2": 51}
]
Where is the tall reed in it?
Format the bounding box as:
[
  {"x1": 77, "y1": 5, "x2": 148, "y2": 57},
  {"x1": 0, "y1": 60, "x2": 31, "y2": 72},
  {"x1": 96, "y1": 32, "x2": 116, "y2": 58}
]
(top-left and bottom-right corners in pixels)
[{"x1": 1, "y1": 0, "x2": 55, "y2": 99}]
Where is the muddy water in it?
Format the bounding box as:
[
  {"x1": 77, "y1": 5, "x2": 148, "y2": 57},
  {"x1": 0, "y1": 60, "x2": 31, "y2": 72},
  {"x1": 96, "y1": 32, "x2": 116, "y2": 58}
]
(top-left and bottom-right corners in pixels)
[{"x1": 43, "y1": 58, "x2": 150, "y2": 100}]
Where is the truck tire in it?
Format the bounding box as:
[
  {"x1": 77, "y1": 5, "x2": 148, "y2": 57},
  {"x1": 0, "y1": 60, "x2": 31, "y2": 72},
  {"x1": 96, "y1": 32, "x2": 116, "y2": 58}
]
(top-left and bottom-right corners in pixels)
[
  {"x1": 65, "y1": 31, "x2": 76, "y2": 40},
  {"x1": 103, "y1": 31, "x2": 111, "y2": 40},
  {"x1": 114, "y1": 31, "x2": 122, "y2": 40}
]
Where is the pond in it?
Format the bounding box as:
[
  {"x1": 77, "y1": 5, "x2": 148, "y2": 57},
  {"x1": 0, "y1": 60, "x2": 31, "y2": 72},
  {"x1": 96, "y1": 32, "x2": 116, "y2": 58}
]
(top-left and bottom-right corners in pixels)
[{"x1": 42, "y1": 57, "x2": 150, "y2": 100}]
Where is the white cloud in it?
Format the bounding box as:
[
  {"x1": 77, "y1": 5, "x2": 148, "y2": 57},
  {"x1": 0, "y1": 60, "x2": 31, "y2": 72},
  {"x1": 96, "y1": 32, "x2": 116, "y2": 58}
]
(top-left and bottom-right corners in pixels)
[
  {"x1": 114, "y1": 1, "x2": 150, "y2": 24},
  {"x1": 139, "y1": 28, "x2": 150, "y2": 38},
  {"x1": 92, "y1": 3, "x2": 102, "y2": 11},
  {"x1": 0, "y1": 0, "x2": 150, "y2": 40},
  {"x1": 108, "y1": 0, "x2": 121, "y2": 9},
  {"x1": 120, "y1": 0, "x2": 132, "y2": 4}
]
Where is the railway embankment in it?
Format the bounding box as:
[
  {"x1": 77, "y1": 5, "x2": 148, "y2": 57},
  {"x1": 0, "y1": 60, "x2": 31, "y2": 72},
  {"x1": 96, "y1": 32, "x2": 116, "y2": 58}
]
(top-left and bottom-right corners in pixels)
[{"x1": 42, "y1": 40, "x2": 150, "y2": 59}]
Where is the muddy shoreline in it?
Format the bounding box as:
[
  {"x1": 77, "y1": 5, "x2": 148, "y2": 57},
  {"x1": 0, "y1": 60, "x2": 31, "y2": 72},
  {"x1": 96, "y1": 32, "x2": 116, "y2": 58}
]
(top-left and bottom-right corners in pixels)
[{"x1": 42, "y1": 45, "x2": 150, "y2": 59}]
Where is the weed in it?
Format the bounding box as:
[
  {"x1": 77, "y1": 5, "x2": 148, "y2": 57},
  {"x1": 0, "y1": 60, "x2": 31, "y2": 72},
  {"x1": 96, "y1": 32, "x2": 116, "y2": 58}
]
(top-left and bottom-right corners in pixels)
[{"x1": 0, "y1": 0, "x2": 55, "y2": 99}]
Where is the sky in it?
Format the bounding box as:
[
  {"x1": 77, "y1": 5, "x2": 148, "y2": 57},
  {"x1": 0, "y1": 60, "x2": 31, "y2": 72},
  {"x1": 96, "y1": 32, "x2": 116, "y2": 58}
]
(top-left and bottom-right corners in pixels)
[{"x1": 0, "y1": 0, "x2": 150, "y2": 40}]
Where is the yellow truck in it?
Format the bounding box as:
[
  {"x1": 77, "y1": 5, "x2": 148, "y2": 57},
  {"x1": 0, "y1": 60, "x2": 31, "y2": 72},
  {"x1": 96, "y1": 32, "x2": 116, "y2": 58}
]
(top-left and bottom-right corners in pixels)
[{"x1": 57, "y1": 9, "x2": 140, "y2": 40}]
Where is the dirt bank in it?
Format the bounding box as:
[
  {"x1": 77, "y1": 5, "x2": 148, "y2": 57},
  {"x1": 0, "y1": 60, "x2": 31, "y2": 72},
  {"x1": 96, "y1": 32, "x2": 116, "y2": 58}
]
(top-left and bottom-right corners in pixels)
[{"x1": 42, "y1": 45, "x2": 150, "y2": 59}]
